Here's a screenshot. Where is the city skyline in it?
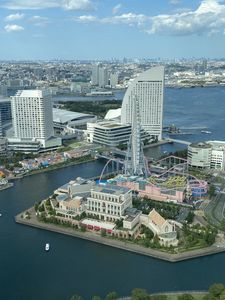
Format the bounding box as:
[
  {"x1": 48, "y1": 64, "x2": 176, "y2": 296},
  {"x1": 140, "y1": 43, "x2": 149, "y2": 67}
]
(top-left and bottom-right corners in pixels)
[{"x1": 1, "y1": 0, "x2": 225, "y2": 60}]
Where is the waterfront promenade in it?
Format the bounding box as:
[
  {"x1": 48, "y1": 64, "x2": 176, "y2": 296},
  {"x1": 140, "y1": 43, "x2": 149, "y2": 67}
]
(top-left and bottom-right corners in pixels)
[{"x1": 15, "y1": 207, "x2": 225, "y2": 263}]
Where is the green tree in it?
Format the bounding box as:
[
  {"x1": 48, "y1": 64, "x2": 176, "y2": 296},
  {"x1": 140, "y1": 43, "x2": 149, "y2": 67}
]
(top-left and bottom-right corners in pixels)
[
  {"x1": 92, "y1": 296, "x2": 101, "y2": 300},
  {"x1": 131, "y1": 288, "x2": 150, "y2": 300},
  {"x1": 151, "y1": 295, "x2": 168, "y2": 300},
  {"x1": 220, "y1": 291, "x2": 225, "y2": 300},
  {"x1": 209, "y1": 284, "x2": 225, "y2": 297},
  {"x1": 186, "y1": 211, "x2": 195, "y2": 224},
  {"x1": 105, "y1": 291, "x2": 117, "y2": 300},
  {"x1": 177, "y1": 294, "x2": 194, "y2": 300},
  {"x1": 209, "y1": 185, "x2": 216, "y2": 198},
  {"x1": 101, "y1": 229, "x2": 106, "y2": 237},
  {"x1": 80, "y1": 225, "x2": 86, "y2": 232},
  {"x1": 70, "y1": 295, "x2": 83, "y2": 300}
]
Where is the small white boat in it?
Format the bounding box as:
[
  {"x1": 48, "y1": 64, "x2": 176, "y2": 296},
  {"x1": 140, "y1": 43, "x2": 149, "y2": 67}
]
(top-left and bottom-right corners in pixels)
[
  {"x1": 201, "y1": 130, "x2": 212, "y2": 134},
  {"x1": 45, "y1": 243, "x2": 50, "y2": 251},
  {"x1": 0, "y1": 213, "x2": 2, "y2": 217}
]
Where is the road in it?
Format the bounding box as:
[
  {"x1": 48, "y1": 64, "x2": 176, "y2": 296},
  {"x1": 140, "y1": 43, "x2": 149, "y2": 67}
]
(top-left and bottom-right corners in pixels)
[{"x1": 204, "y1": 192, "x2": 225, "y2": 227}]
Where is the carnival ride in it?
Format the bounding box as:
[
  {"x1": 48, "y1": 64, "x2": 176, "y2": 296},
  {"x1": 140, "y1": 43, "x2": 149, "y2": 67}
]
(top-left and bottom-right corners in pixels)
[
  {"x1": 148, "y1": 155, "x2": 208, "y2": 198},
  {"x1": 99, "y1": 154, "x2": 208, "y2": 199}
]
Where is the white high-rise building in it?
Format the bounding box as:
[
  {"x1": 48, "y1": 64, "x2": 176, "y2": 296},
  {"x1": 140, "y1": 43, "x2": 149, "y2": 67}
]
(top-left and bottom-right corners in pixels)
[
  {"x1": 98, "y1": 66, "x2": 108, "y2": 88},
  {"x1": 91, "y1": 64, "x2": 99, "y2": 86},
  {"x1": 11, "y1": 89, "x2": 54, "y2": 148},
  {"x1": 121, "y1": 66, "x2": 165, "y2": 140},
  {"x1": 110, "y1": 72, "x2": 118, "y2": 88}
]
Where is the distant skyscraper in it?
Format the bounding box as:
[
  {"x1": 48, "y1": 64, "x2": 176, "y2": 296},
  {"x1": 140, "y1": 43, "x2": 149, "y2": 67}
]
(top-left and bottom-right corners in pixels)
[
  {"x1": 98, "y1": 66, "x2": 108, "y2": 88},
  {"x1": 91, "y1": 64, "x2": 108, "y2": 87},
  {"x1": 121, "y1": 66, "x2": 165, "y2": 140},
  {"x1": 11, "y1": 89, "x2": 54, "y2": 148},
  {"x1": 91, "y1": 64, "x2": 99, "y2": 86},
  {"x1": 110, "y1": 72, "x2": 118, "y2": 88},
  {"x1": 0, "y1": 98, "x2": 12, "y2": 137}
]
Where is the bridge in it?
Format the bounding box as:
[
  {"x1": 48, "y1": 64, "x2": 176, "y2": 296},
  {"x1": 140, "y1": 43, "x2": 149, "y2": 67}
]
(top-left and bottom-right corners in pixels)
[{"x1": 168, "y1": 138, "x2": 191, "y2": 145}]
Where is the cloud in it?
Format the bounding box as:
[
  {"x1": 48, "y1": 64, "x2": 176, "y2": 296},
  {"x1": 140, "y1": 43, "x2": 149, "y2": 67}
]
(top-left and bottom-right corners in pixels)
[
  {"x1": 72, "y1": 0, "x2": 225, "y2": 36},
  {"x1": 148, "y1": 0, "x2": 225, "y2": 36},
  {"x1": 169, "y1": 0, "x2": 181, "y2": 4},
  {"x1": 104, "y1": 13, "x2": 148, "y2": 25},
  {"x1": 5, "y1": 12, "x2": 24, "y2": 21},
  {"x1": 62, "y1": 0, "x2": 93, "y2": 10},
  {"x1": 1, "y1": 0, "x2": 94, "y2": 10},
  {"x1": 73, "y1": 15, "x2": 97, "y2": 22},
  {"x1": 29, "y1": 15, "x2": 50, "y2": 26},
  {"x1": 112, "y1": 4, "x2": 122, "y2": 15},
  {"x1": 4, "y1": 24, "x2": 24, "y2": 32},
  {"x1": 73, "y1": 13, "x2": 148, "y2": 26}
]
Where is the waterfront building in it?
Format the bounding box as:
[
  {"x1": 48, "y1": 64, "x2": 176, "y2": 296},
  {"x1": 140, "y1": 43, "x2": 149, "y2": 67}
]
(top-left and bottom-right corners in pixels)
[
  {"x1": 0, "y1": 138, "x2": 8, "y2": 156},
  {"x1": 86, "y1": 120, "x2": 149, "y2": 147},
  {"x1": 54, "y1": 178, "x2": 141, "y2": 231},
  {"x1": 11, "y1": 89, "x2": 61, "y2": 150},
  {"x1": 53, "y1": 108, "x2": 97, "y2": 131},
  {"x1": 121, "y1": 66, "x2": 165, "y2": 140},
  {"x1": 140, "y1": 209, "x2": 178, "y2": 246},
  {"x1": 0, "y1": 98, "x2": 12, "y2": 137},
  {"x1": 208, "y1": 141, "x2": 225, "y2": 170},
  {"x1": 188, "y1": 142, "x2": 212, "y2": 169},
  {"x1": 188, "y1": 141, "x2": 225, "y2": 170},
  {"x1": 86, "y1": 121, "x2": 131, "y2": 147},
  {"x1": 86, "y1": 184, "x2": 133, "y2": 222},
  {"x1": 58, "y1": 196, "x2": 86, "y2": 216}
]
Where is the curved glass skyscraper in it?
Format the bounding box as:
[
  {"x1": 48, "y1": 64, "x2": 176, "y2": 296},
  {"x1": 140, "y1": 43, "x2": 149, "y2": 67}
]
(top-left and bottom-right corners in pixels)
[{"x1": 121, "y1": 66, "x2": 165, "y2": 140}]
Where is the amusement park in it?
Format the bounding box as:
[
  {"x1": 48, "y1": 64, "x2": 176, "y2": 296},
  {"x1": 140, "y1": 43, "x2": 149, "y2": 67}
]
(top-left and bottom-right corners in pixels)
[
  {"x1": 99, "y1": 154, "x2": 208, "y2": 204},
  {"x1": 97, "y1": 95, "x2": 208, "y2": 205}
]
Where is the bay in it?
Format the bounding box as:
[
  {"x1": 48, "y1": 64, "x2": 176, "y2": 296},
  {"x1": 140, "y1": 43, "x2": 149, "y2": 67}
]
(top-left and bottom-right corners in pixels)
[{"x1": 1, "y1": 87, "x2": 225, "y2": 299}]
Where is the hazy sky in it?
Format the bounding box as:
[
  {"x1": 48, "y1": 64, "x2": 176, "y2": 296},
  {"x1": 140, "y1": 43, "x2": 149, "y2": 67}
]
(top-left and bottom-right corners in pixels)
[{"x1": 1, "y1": 0, "x2": 225, "y2": 60}]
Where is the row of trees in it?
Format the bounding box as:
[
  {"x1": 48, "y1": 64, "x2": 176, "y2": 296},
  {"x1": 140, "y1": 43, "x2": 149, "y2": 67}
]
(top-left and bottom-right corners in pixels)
[
  {"x1": 132, "y1": 197, "x2": 182, "y2": 220},
  {"x1": 61, "y1": 100, "x2": 122, "y2": 117},
  {"x1": 70, "y1": 284, "x2": 225, "y2": 300}
]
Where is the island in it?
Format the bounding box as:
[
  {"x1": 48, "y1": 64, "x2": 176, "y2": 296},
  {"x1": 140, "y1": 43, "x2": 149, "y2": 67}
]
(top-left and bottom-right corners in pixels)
[{"x1": 15, "y1": 176, "x2": 225, "y2": 262}]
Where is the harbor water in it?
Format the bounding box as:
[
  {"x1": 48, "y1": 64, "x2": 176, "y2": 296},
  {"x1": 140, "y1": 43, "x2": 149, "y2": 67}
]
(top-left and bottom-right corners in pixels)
[{"x1": 1, "y1": 87, "x2": 225, "y2": 299}]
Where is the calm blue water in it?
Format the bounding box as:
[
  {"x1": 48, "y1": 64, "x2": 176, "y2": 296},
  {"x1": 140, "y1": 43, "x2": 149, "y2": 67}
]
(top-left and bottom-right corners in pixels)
[
  {"x1": 1, "y1": 87, "x2": 225, "y2": 300},
  {"x1": 146, "y1": 86, "x2": 225, "y2": 158}
]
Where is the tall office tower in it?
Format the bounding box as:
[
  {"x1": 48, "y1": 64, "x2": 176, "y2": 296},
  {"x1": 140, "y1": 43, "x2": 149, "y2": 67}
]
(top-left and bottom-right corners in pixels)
[
  {"x1": 125, "y1": 95, "x2": 148, "y2": 177},
  {"x1": 98, "y1": 66, "x2": 108, "y2": 88},
  {"x1": 11, "y1": 89, "x2": 54, "y2": 148},
  {"x1": 0, "y1": 98, "x2": 12, "y2": 137},
  {"x1": 110, "y1": 72, "x2": 118, "y2": 88},
  {"x1": 121, "y1": 66, "x2": 165, "y2": 141},
  {"x1": 91, "y1": 64, "x2": 99, "y2": 85}
]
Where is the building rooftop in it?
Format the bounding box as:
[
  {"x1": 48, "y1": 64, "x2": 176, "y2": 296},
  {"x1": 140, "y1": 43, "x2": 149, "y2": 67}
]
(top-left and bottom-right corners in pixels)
[
  {"x1": 53, "y1": 108, "x2": 95, "y2": 125},
  {"x1": 149, "y1": 209, "x2": 166, "y2": 228},
  {"x1": 95, "y1": 121, "x2": 130, "y2": 130},
  {"x1": 104, "y1": 108, "x2": 121, "y2": 120},
  {"x1": 190, "y1": 142, "x2": 212, "y2": 149},
  {"x1": 92, "y1": 184, "x2": 131, "y2": 195},
  {"x1": 13, "y1": 90, "x2": 48, "y2": 98}
]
